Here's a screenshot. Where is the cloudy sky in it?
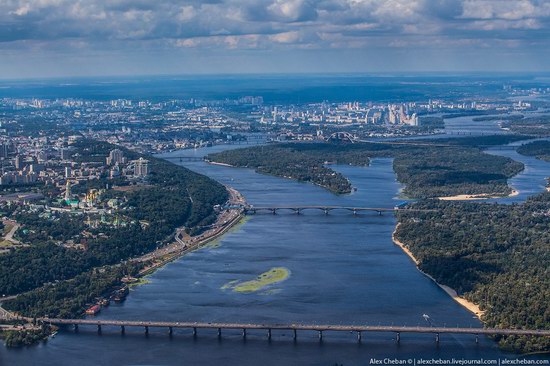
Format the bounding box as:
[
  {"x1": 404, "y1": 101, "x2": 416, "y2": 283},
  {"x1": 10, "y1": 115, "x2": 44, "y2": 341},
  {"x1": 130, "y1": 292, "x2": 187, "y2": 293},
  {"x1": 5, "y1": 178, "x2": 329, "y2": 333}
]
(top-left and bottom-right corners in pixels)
[{"x1": 1, "y1": 0, "x2": 550, "y2": 78}]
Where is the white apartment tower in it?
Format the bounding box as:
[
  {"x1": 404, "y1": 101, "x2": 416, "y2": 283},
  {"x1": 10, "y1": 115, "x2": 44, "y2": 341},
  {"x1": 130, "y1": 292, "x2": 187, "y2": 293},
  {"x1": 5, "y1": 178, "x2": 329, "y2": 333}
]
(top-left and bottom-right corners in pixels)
[{"x1": 133, "y1": 158, "x2": 149, "y2": 177}]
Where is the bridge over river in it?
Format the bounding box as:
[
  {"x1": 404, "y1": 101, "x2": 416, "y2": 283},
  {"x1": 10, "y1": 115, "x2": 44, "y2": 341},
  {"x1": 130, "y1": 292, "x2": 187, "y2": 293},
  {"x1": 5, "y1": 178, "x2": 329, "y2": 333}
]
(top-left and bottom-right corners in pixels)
[
  {"x1": 243, "y1": 206, "x2": 433, "y2": 215},
  {"x1": 41, "y1": 318, "x2": 550, "y2": 344},
  {"x1": 163, "y1": 156, "x2": 205, "y2": 162}
]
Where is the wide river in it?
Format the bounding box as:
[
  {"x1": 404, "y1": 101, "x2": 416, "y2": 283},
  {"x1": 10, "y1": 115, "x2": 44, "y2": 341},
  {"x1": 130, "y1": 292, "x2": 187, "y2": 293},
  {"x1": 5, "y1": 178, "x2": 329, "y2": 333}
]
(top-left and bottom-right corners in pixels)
[{"x1": 1, "y1": 116, "x2": 549, "y2": 365}]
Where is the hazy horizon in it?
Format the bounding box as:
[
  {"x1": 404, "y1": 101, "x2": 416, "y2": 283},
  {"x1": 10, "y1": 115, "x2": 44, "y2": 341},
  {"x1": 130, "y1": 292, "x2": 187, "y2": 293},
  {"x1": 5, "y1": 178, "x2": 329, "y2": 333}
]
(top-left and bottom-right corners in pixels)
[{"x1": 2, "y1": 71, "x2": 550, "y2": 83}]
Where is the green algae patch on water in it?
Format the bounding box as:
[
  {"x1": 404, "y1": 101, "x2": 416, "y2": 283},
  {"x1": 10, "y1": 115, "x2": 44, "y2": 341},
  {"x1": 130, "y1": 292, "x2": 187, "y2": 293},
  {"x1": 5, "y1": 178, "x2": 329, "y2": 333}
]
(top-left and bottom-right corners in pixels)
[
  {"x1": 128, "y1": 277, "x2": 151, "y2": 288},
  {"x1": 199, "y1": 216, "x2": 251, "y2": 251},
  {"x1": 222, "y1": 267, "x2": 290, "y2": 294},
  {"x1": 221, "y1": 279, "x2": 240, "y2": 290}
]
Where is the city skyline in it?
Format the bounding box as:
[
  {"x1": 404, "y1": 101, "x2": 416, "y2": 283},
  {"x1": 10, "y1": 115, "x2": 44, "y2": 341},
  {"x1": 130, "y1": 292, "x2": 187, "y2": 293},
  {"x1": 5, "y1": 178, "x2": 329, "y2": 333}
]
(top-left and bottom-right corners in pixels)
[{"x1": 2, "y1": 0, "x2": 550, "y2": 79}]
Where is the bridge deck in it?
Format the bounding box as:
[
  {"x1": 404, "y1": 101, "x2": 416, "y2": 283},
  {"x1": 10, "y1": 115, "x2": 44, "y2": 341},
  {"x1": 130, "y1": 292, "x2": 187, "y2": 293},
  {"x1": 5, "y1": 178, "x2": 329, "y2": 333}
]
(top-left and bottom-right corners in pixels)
[
  {"x1": 163, "y1": 157, "x2": 204, "y2": 161},
  {"x1": 41, "y1": 319, "x2": 550, "y2": 337},
  {"x1": 244, "y1": 206, "x2": 435, "y2": 213},
  {"x1": 248, "y1": 206, "x2": 396, "y2": 211}
]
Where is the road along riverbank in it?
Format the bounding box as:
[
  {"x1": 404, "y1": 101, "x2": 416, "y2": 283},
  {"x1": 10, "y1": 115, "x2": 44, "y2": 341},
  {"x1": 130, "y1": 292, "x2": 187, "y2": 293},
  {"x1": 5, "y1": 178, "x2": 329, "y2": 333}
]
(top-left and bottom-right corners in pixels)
[{"x1": 134, "y1": 185, "x2": 247, "y2": 276}]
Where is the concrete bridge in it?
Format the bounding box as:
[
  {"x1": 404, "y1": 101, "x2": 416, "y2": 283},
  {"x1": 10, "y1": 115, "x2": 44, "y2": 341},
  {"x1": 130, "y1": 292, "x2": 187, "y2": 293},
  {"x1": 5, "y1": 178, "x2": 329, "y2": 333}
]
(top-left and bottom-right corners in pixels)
[
  {"x1": 243, "y1": 206, "x2": 428, "y2": 215},
  {"x1": 41, "y1": 318, "x2": 550, "y2": 344},
  {"x1": 163, "y1": 156, "x2": 204, "y2": 162}
]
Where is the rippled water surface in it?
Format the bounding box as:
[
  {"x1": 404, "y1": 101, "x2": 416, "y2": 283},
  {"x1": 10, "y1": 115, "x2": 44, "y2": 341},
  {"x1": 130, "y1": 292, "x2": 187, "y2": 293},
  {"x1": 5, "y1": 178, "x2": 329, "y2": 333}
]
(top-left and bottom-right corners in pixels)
[{"x1": 2, "y1": 116, "x2": 549, "y2": 365}]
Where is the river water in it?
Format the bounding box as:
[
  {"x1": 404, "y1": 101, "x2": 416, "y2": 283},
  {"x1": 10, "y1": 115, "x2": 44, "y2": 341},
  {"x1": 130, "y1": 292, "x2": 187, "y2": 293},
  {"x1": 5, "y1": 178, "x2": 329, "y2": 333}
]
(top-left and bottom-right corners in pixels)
[
  {"x1": 1, "y1": 116, "x2": 549, "y2": 365},
  {"x1": 433, "y1": 111, "x2": 550, "y2": 204}
]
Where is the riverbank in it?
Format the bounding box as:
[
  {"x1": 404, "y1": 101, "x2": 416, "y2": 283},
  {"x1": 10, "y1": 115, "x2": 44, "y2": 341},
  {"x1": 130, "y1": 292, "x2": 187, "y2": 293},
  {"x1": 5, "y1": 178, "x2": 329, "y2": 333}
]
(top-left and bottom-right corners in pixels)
[
  {"x1": 135, "y1": 185, "x2": 247, "y2": 276},
  {"x1": 392, "y1": 223, "x2": 485, "y2": 319},
  {"x1": 0, "y1": 185, "x2": 247, "y2": 331},
  {"x1": 207, "y1": 161, "x2": 234, "y2": 167},
  {"x1": 437, "y1": 189, "x2": 519, "y2": 201},
  {"x1": 138, "y1": 211, "x2": 245, "y2": 277}
]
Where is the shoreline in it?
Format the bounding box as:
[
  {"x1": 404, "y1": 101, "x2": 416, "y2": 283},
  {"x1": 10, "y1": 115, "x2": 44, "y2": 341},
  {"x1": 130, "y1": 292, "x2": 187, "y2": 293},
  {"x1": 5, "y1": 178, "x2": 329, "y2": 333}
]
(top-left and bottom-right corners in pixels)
[
  {"x1": 210, "y1": 160, "x2": 352, "y2": 195},
  {"x1": 437, "y1": 189, "x2": 519, "y2": 201},
  {"x1": 135, "y1": 185, "x2": 246, "y2": 276},
  {"x1": 392, "y1": 223, "x2": 485, "y2": 319},
  {"x1": 0, "y1": 185, "x2": 248, "y2": 333},
  {"x1": 138, "y1": 211, "x2": 245, "y2": 277},
  {"x1": 207, "y1": 161, "x2": 234, "y2": 167}
]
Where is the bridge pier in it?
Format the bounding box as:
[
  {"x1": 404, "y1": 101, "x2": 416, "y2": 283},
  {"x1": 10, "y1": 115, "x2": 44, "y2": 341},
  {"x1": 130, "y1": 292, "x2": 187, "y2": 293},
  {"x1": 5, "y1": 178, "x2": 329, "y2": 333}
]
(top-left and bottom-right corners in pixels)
[
  {"x1": 217, "y1": 328, "x2": 222, "y2": 338},
  {"x1": 37, "y1": 319, "x2": 550, "y2": 343},
  {"x1": 295, "y1": 209, "x2": 301, "y2": 215},
  {"x1": 168, "y1": 327, "x2": 173, "y2": 336},
  {"x1": 378, "y1": 211, "x2": 382, "y2": 216},
  {"x1": 324, "y1": 209, "x2": 329, "y2": 215},
  {"x1": 352, "y1": 209, "x2": 357, "y2": 215},
  {"x1": 121, "y1": 325, "x2": 125, "y2": 334},
  {"x1": 271, "y1": 209, "x2": 276, "y2": 215}
]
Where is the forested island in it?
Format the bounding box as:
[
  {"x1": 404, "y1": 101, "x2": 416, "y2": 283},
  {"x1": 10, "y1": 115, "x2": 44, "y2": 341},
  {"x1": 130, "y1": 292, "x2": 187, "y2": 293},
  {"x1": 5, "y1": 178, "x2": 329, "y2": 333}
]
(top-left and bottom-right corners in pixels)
[
  {"x1": 395, "y1": 193, "x2": 550, "y2": 354},
  {"x1": 502, "y1": 115, "x2": 550, "y2": 136},
  {"x1": 207, "y1": 137, "x2": 524, "y2": 198},
  {"x1": 517, "y1": 140, "x2": 550, "y2": 162},
  {"x1": 0, "y1": 140, "x2": 228, "y2": 322},
  {"x1": 206, "y1": 137, "x2": 550, "y2": 354}
]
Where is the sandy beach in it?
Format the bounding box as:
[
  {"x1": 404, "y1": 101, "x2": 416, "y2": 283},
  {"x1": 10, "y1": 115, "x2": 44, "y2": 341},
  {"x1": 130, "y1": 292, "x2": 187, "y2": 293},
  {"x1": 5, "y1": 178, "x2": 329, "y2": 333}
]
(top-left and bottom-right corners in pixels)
[
  {"x1": 208, "y1": 161, "x2": 234, "y2": 167},
  {"x1": 438, "y1": 189, "x2": 518, "y2": 201},
  {"x1": 392, "y1": 224, "x2": 485, "y2": 319}
]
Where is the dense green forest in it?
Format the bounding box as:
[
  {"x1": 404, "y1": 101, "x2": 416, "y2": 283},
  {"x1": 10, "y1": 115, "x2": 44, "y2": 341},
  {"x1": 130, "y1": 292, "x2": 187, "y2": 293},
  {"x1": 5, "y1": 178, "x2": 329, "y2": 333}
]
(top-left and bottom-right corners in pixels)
[
  {"x1": 395, "y1": 193, "x2": 550, "y2": 353},
  {"x1": 211, "y1": 145, "x2": 356, "y2": 193},
  {"x1": 1, "y1": 324, "x2": 52, "y2": 348},
  {"x1": 417, "y1": 116, "x2": 445, "y2": 130},
  {"x1": 502, "y1": 116, "x2": 550, "y2": 136},
  {"x1": 208, "y1": 138, "x2": 524, "y2": 198},
  {"x1": 4, "y1": 264, "x2": 140, "y2": 319},
  {"x1": 0, "y1": 140, "x2": 228, "y2": 304},
  {"x1": 517, "y1": 140, "x2": 550, "y2": 162}
]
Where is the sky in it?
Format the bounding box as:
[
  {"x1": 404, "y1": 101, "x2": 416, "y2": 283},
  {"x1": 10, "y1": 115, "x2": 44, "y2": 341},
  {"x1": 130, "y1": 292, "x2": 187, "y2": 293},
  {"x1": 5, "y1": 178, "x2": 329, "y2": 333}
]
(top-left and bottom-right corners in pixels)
[{"x1": 1, "y1": 0, "x2": 550, "y2": 79}]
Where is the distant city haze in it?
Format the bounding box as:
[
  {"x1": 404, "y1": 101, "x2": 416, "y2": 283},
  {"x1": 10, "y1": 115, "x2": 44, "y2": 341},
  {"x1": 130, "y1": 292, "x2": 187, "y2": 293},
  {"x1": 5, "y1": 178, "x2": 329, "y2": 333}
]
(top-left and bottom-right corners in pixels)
[{"x1": 1, "y1": 0, "x2": 550, "y2": 79}]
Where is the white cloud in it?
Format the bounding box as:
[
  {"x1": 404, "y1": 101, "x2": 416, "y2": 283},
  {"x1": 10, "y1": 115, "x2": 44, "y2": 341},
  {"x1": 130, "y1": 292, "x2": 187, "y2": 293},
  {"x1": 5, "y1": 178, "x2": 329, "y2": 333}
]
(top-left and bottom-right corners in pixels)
[
  {"x1": 0, "y1": 0, "x2": 549, "y2": 52},
  {"x1": 270, "y1": 31, "x2": 301, "y2": 43}
]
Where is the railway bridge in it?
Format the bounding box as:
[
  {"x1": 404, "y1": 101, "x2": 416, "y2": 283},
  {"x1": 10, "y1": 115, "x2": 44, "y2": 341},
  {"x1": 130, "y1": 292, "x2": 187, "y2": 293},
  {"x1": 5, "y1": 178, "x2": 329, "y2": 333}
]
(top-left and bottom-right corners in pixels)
[{"x1": 41, "y1": 318, "x2": 550, "y2": 344}]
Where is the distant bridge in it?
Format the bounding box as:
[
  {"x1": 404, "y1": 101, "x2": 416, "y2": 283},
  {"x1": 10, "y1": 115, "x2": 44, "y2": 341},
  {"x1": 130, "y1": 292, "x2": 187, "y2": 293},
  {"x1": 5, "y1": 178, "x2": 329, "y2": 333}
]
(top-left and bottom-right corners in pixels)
[
  {"x1": 163, "y1": 156, "x2": 205, "y2": 162},
  {"x1": 243, "y1": 206, "x2": 430, "y2": 215},
  {"x1": 357, "y1": 140, "x2": 526, "y2": 151},
  {"x1": 327, "y1": 132, "x2": 358, "y2": 143},
  {"x1": 481, "y1": 145, "x2": 524, "y2": 151},
  {"x1": 41, "y1": 318, "x2": 550, "y2": 344}
]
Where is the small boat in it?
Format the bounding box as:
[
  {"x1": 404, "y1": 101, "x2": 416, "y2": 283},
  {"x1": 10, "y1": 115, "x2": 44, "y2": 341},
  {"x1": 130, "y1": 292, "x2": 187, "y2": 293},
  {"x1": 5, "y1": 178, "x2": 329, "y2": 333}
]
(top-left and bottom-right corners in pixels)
[
  {"x1": 112, "y1": 286, "x2": 129, "y2": 303},
  {"x1": 85, "y1": 305, "x2": 101, "y2": 315},
  {"x1": 99, "y1": 298, "x2": 110, "y2": 307}
]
